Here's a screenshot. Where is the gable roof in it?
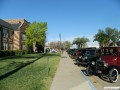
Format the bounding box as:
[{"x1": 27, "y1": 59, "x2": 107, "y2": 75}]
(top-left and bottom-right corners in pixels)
[
  {"x1": 0, "y1": 19, "x2": 13, "y2": 29},
  {"x1": 4, "y1": 19, "x2": 25, "y2": 30}
]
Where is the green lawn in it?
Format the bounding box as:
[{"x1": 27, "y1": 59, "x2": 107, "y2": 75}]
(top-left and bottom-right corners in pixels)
[{"x1": 0, "y1": 53, "x2": 60, "y2": 90}]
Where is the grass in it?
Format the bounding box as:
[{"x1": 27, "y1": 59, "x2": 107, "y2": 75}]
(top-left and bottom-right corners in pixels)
[{"x1": 0, "y1": 53, "x2": 60, "y2": 90}]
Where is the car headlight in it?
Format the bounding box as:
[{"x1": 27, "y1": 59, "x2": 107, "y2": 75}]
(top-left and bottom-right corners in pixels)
[
  {"x1": 79, "y1": 56, "x2": 82, "y2": 59},
  {"x1": 85, "y1": 56, "x2": 87, "y2": 59},
  {"x1": 92, "y1": 61, "x2": 95, "y2": 65},
  {"x1": 104, "y1": 62, "x2": 108, "y2": 67}
]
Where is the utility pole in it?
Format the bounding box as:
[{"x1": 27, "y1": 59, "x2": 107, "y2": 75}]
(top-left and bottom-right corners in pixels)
[{"x1": 59, "y1": 33, "x2": 61, "y2": 53}]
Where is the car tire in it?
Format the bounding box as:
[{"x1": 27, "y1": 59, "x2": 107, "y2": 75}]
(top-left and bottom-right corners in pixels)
[
  {"x1": 86, "y1": 66, "x2": 93, "y2": 76},
  {"x1": 108, "y1": 68, "x2": 118, "y2": 83}
]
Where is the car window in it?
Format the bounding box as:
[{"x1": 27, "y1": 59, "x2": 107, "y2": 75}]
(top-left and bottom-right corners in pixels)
[{"x1": 102, "y1": 48, "x2": 116, "y2": 56}]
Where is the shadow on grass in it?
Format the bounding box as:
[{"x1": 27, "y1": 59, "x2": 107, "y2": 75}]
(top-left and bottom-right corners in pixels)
[
  {"x1": 0, "y1": 53, "x2": 45, "y2": 61},
  {"x1": 0, "y1": 54, "x2": 45, "y2": 80},
  {"x1": 45, "y1": 53, "x2": 60, "y2": 57}
]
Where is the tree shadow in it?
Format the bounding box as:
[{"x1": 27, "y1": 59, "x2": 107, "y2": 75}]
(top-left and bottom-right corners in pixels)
[
  {"x1": 0, "y1": 54, "x2": 45, "y2": 61},
  {"x1": 0, "y1": 55, "x2": 45, "y2": 80},
  {"x1": 46, "y1": 53, "x2": 60, "y2": 57}
]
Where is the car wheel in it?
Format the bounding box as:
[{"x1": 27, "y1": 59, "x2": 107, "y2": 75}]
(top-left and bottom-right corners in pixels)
[
  {"x1": 86, "y1": 66, "x2": 93, "y2": 76},
  {"x1": 108, "y1": 68, "x2": 118, "y2": 83}
]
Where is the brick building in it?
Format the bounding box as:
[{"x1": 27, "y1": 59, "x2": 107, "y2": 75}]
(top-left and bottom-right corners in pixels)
[
  {"x1": 0, "y1": 19, "x2": 14, "y2": 50},
  {"x1": 0, "y1": 19, "x2": 29, "y2": 50}
]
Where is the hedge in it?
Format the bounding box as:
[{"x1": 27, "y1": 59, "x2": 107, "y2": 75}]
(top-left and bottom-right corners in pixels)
[{"x1": 0, "y1": 50, "x2": 31, "y2": 57}]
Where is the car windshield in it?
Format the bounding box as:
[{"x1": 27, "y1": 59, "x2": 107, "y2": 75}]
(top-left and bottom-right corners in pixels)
[
  {"x1": 101, "y1": 48, "x2": 117, "y2": 56},
  {"x1": 86, "y1": 50, "x2": 95, "y2": 55}
]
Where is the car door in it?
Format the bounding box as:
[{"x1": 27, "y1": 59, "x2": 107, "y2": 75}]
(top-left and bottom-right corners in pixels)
[{"x1": 118, "y1": 48, "x2": 120, "y2": 67}]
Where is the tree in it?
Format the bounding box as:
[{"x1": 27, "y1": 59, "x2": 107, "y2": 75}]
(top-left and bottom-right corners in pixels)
[
  {"x1": 73, "y1": 37, "x2": 89, "y2": 49},
  {"x1": 25, "y1": 21, "x2": 47, "y2": 51},
  {"x1": 48, "y1": 41, "x2": 61, "y2": 50},
  {"x1": 80, "y1": 37, "x2": 89, "y2": 48},
  {"x1": 94, "y1": 29, "x2": 107, "y2": 47},
  {"x1": 94, "y1": 27, "x2": 120, "y2": 47},
  {"x1": 63, "y1": 41, "x2": 71, "y2": 49},
  {"x1": 49, "y1": 42, "x2": 56, "y2": 49}
]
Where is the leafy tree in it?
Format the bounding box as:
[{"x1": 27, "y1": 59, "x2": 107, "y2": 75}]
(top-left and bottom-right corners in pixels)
[
  {"x1": 25, "y1": 22, "x2": 47, "y2": 46},
  {"x1": 94, "y1": 29, "x2": 107, "y2": 47},
  {"x1": 73, "y1": 37, "x2": 89, "y2": 49},
  {"x1": 94, "y1": 27, "x2": 120, "y2": 47},
  {"x1": 63, "y1": 41, "x2": 71, "y2": 49},
  {"x1": 48, "y1": 41, "x2": 61, "y2": 50},
  {"x1": 81, "y1": 37, "x2": 89, "y2": 48},
  {"x1": 49, "y1": 42, "x2": 55, "y2": 49}
]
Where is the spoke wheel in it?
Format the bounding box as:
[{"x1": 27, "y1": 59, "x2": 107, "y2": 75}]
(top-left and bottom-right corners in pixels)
[
  {"x1": 108, "y1": 68, "x2": 118, "y2": 83},
  {"x1": 86, "y1": 66, "x2": 93, "y2": 76}
]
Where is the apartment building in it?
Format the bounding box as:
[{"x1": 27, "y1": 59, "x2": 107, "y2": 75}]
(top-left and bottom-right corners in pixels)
[{"x1": 0, "y1": 19, "x2": 29, "y2": 50}]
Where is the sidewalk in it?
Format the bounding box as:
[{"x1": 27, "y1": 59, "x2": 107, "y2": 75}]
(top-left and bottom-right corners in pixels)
[{"x1": 50, "y1": 52, "x2": 94, "y2": 90}]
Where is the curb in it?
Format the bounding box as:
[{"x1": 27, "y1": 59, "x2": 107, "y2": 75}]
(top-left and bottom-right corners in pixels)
[{"x1": 80, "y1": 69, "x2": 96, "y2": 90}]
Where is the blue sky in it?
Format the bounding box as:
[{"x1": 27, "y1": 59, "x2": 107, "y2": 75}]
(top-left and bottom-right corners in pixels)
[{"x1": 0, "y1": 0, "x2": 120, "y2": 46}]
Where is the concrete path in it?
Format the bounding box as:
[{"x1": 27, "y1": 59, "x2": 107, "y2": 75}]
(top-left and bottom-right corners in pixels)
[{"x1": 50, "y1": 52, "x2": 94, "y2": 90}]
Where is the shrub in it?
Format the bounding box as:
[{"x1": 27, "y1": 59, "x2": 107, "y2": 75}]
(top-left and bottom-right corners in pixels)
[{"x1": 0, "y1": 50, "x2": 30, "y2": 57}]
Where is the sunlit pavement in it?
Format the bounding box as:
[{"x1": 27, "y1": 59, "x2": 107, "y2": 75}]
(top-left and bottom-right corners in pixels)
[
  {"x1": 79, "y1": 64, "x2": 120, "y2": 90},
  {"x1": 50, "y1": 52, "x2": 94, "y2": 90}
]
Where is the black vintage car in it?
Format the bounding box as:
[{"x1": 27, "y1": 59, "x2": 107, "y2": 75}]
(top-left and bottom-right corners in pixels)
[
  {"x1": 75, "y1": 47, "x2": 99, "y2": 66},
  {"x1": 67, "y1": 49, "x2": 81, "y2": 59}
]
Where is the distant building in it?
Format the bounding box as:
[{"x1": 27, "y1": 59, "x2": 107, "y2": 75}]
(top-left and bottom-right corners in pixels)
[{"x1": 0, "y1": 19, "x2": 30, "y2": 50}]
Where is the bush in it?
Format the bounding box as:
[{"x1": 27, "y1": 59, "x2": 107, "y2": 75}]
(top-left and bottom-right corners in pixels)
[
  {"x1": 0, "y1": 50, "x2": 30, "y2": 57},
  {"x1": 0, "y1": 50, "x2": 6, "y2": 57}
]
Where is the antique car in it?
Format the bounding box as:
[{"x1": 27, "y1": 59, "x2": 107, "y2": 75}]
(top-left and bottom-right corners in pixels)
[
  {"x1": 75, "y1": 47, "x2": 99, "y2": 66},
  {"x1": 86, "y1": 47, "x2": 120, "y2": 83},
  {"x1": 67, "y1": 49, "x2": 81, "y2": 59}
]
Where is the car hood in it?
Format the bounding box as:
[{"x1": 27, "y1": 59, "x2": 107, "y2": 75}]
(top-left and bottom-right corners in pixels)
[{"x1": 101, "y1": 56, "x2": 117, "y2": 65}]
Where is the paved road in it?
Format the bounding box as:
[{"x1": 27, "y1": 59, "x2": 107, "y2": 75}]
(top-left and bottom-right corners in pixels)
[{"x1": 50, "y1": 52, "x2": 94, "y2": 90}]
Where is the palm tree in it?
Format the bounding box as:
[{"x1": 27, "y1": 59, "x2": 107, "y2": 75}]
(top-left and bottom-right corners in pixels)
[
  {"x1": 80, "y1": 37, "x2": 89, "y2": 48},
  {"x1": 110, "y1": 28, "x2": 120, "y2": 46},
  {"x1": 94, "y1": 27, "x2": 120, "y2": 47},
  {"x1": 94, "y1": 29, "x2": 106, "y2": 47},
  {"x1": 73, "y1": 37, "x2": 89, "y2": 49},
  {"x1": 73, "y1": 37, "x2": 81, "y2": 49},
  {"x1": 63, "y1": 41, "x2": 71, "y2": 49},
  {"x1": 105, "y1": 27, "x2": 115, "y2": 46}
]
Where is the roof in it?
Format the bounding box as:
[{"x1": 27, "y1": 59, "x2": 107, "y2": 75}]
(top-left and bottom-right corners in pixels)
[
  {"x1": 0, "y1": 19, "x2": 13, "y2": 29},
  {"x1": 101, "y1": 46, "x2": 120, "y2": 48},
  {"x1": 4, "y1": 19, "x2": 25, "y2": 30},
  {"x1": 0, "y1": 18, "x2": 30, "y2": 31}
]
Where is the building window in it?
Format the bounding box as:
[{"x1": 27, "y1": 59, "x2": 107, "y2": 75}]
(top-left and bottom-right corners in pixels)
[
  {"x1": 9, "y1": 31, "x2": 14, "y2": 39},
  {"x1": 21, "y1": 33, "x2": 25, "y2": 41},
  {"x1": 22, "y1": 44, "x2": 26, "y2": 50},
  {"x1": 3, "y1": 28, "x2": 8, "y2": 38},
  {"x1": 9, "y1": 43, "x2": 13, "y2": 50},
  {"x1": 3, "y1": 42, "x2": 8, "y2": 50}
]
